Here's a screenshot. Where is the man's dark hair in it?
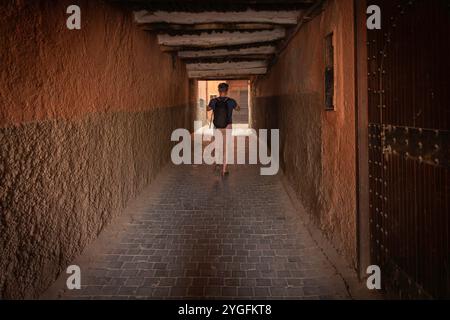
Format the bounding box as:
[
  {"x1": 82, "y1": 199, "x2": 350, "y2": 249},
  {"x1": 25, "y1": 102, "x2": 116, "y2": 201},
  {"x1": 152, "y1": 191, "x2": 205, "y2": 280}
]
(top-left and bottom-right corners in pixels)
[{"x1": 218, "y1": 83, "x2": 229, "y2": 92}]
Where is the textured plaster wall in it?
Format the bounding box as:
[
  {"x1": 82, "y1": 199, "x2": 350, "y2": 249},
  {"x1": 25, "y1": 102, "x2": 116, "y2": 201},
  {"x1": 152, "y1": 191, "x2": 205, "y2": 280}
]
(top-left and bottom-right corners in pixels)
[
  {"x1": 188, "y1": 79, "x2": 198, "y2": 130},
  {"x1": 251, "y1": 0, "x2": 357, "y2": 267},
  {"x1": 0, "y1": 0, "x2": 190, "y2": 298}
]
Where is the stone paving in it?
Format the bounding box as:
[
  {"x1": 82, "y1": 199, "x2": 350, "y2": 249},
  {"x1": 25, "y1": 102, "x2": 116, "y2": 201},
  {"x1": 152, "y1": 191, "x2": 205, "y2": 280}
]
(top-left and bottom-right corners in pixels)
[{"x1": 51, "y1": 159, "x2": 357, "y2": 300}]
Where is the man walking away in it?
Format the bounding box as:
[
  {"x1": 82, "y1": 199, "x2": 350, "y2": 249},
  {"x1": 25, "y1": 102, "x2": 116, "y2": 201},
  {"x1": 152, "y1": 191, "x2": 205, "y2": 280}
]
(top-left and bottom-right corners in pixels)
[{"x1": 207, "y1": 83, "x2": 240, "y2": 176}]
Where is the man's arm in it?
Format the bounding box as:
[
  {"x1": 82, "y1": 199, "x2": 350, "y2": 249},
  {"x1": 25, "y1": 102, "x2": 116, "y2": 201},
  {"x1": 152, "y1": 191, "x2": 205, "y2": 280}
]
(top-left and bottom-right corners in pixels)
[{"x1": 207, "y1": 99, "x2": 214, "y2": 111}]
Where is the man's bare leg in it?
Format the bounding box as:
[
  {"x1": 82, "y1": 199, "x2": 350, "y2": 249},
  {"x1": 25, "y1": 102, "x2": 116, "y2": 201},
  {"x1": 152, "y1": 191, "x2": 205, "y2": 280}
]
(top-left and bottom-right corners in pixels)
[
  {"x1": 222, "y1": 124, "x2": 232, "y2": 175},
  {"x1": 213, "y1": 129, "x2": 221, "y2": 173}
]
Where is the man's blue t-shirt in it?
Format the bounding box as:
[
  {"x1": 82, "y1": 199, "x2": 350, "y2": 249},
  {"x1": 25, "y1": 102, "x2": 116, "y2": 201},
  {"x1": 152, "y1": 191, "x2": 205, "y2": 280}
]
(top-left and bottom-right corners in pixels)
[{"x1": 208, "y1": 97, "x2": 237, "y2": 125}]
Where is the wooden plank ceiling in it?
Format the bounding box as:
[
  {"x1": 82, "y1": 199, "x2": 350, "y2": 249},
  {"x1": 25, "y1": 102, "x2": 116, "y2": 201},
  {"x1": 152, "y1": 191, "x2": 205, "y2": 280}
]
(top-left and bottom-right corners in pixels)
[{"x1": 109, "y1": 0, "x2": 321, "y2": 79}]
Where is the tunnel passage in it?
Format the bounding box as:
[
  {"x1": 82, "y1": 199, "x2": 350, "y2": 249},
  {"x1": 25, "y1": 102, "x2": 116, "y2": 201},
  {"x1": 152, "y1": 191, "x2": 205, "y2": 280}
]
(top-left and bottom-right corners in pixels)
[
  {"x1": 46, "y1": 159, "x2": 358, "y2": 300},
  {"x1": 1, "y1": 0, "x2": 449, "y2": 300}
]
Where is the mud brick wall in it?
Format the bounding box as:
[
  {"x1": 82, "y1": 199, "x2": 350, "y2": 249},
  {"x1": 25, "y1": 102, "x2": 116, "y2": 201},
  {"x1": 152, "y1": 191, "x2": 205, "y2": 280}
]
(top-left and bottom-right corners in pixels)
[
  {"x1": 0, "y1": 0, "x2": 190, "y2": 298},
  {"x1": 251, "y1": 0, "x2": 357, "y2": 267}
]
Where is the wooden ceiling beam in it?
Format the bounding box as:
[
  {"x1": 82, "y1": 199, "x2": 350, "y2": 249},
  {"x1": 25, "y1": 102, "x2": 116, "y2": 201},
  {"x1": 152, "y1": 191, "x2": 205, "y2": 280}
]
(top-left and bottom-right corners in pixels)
[
  {"x1": 134, "y1": 10, "x2": 301, "y2": 25},
  {"x1": 178, "y1": 44, "x2": 276, "y2": 59},
  {"x1": 188, "y1": 67, "x2": 267, "y2": 78},
  {"x1": 196, "y1": 76, "x2": 251, "y2": 80},
  {"x1": 182, "y1": 55, "x2": 272, "y2": 64},
  {"x1": 161, "y1": 41, "x2": 279, "y2": 52},
  {"x1": 140, "y1": 22, "x2": 278, "y2": 32},
  {"x1": 110, "y1": 1, "x2": 316, "y2": 12},
  {"x1": 157, "y1": 28, "x2": 285, "y2": 47},
  {"x1": 186, "y1": 60, "x2": 267, "y2": 71}
]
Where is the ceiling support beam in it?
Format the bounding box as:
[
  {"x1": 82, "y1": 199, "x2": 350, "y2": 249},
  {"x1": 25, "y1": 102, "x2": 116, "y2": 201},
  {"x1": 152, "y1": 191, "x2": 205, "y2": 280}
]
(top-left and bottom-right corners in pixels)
[
  {"x1": 188, "y1": 67, "x2": 267, "y2": 78},
  {"x1": 186, "y1": 60, "x2": 267, "y2": 71},
  {"x1": 157, "y1": 28, "x2": 285, "y2": 47},
  {"x1": 178, "y1": 45, "x2": 276, "y2": 59},
  {"x1": 140, "y1": 22, "x2": 278, "y2": 32},
  {"x1": 134, "y1": 10, "x2": 301, "y2": 25},
  {"x1": 110, "y1": 0, "x2": 316, "y2": 12}
]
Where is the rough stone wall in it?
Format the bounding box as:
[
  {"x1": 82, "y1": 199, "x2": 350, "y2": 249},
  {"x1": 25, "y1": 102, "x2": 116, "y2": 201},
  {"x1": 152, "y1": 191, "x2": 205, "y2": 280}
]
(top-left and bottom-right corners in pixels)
[
  {"x1": 251, "y1": 0, "x2": 357, "y2": 267},
  {"x1": 188, "y1": 79, "x2": 198, "y2": 130},
  {"x1": 0, "y1": 0, "x2": 190, "y2": 298}
]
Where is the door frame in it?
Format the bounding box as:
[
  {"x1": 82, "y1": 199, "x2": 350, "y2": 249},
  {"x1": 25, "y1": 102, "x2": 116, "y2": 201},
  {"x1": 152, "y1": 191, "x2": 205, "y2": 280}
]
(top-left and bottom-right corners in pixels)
[{"x1": 354, "y1": 0, "x2": 371, "y2": 280}]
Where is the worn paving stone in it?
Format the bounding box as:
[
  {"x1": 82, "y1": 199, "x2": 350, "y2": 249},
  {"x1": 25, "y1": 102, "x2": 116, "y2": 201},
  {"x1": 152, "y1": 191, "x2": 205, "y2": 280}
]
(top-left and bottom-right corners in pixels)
[{"x1": 58, "y1": 162, "x2": 353, "y2": 300}]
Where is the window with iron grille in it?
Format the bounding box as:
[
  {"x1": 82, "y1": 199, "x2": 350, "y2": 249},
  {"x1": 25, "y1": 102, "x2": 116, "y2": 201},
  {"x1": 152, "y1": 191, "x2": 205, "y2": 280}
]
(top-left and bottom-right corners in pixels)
[{"x1": 324, "y1": 33, "x2": 335, "y2": 111}]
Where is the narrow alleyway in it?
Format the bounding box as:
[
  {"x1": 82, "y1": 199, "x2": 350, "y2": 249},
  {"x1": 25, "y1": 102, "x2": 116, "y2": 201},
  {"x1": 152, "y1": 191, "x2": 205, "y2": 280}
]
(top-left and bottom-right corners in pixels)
[
  {"x1": 2, "y1": 0, "x2": 448, "y2": 301},
  {"x1": 46, "y1": 157, "x2": 361, "y2": 300}
]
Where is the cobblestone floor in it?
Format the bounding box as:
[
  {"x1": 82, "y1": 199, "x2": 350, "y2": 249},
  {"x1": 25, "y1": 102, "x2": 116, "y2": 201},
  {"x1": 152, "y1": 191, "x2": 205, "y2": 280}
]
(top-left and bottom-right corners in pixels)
[{"x1": 52, "y1": 161, "x2": 356, "y2": 300}]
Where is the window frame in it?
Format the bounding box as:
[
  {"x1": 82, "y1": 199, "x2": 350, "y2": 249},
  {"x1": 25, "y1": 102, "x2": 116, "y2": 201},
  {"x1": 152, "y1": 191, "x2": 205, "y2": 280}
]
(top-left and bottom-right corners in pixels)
[{"x1": 324, "y1": 32, "x2": 335, "y2": 111}]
